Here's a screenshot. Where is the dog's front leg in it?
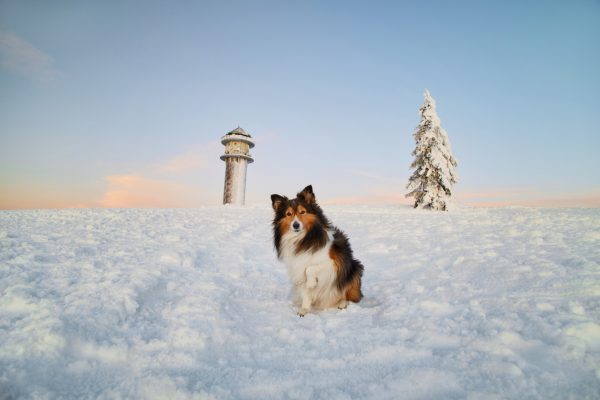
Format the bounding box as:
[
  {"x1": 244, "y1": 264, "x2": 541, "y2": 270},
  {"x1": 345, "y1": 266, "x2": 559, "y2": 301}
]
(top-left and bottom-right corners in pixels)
[
  {"x1": 298, "y1": 288, "x2": 312, "y2": 317},
  {"x1": 298, "y1": 267, "x2": 317, "y2": 316}
]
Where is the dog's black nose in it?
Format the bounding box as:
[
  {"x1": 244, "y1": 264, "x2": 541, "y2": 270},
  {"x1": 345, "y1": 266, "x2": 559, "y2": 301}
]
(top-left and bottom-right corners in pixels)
[{"x1": 293, "y1": 222, "x2": 300, "y2": 230}]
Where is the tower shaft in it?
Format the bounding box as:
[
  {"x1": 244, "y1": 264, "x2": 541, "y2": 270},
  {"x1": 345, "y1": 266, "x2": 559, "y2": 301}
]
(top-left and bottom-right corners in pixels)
[
  {"x1": 220, "y1": 127, "x2": 254, "y2": 206},
  {"x1": 223, "y1": 157, "x2": 248, "y2": 205}
]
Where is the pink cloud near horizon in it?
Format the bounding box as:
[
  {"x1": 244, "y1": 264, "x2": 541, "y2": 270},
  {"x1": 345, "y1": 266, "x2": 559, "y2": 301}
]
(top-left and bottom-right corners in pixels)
[
  {"x1": 321, "y1": 187, "x2": 600, "y2": 208},
  {"x1": 153, "y1": 144, "x2": 216, "y2": 174},
  {"x1": 453, "y1": 188, "x2": 600, "y2": 208},
  {"x1": 2, "y1": 185, "x2": 599, "y2": 209},
  {"x1": 100, "y1": 174, "x2": 204, "y2": 208}
]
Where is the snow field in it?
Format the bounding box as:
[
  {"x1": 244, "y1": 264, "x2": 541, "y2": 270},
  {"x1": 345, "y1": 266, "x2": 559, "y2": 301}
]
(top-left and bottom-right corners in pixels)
[{"x1": 0, "y1": 206, "x2": 599, "y2": 399}]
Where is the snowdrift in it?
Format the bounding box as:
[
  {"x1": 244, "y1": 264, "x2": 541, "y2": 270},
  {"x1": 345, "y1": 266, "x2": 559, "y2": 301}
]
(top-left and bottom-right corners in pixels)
[{"x1": 1, "y1": 206, "x2": 599, "y2": 399}]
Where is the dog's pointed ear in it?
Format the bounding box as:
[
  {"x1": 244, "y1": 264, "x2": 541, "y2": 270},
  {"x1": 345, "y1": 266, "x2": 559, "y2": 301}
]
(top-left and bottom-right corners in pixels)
[
  {"x1": 271, "y1": 194, "x2": 286, "y2": 211},
  {"x1": 297, "y1": 185, "x2": 315, "y2": 204}
]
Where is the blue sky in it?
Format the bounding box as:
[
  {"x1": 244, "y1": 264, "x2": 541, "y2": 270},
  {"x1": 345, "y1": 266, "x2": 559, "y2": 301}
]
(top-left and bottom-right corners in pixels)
[{"x1": 1, "y1": 0, "x2": 599, "y2": 208}]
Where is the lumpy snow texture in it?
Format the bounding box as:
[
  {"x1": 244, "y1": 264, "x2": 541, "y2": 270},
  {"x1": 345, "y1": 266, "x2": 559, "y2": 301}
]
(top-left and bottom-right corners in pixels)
[{"x1": 1, "y1": 206, "x2": 599, "y2": 399}]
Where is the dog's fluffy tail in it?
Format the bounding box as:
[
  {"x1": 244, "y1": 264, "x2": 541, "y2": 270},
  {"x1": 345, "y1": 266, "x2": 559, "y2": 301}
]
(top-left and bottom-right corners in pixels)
[{"x1": 345, "y1": 259, "x2": 364, "y2": 303}]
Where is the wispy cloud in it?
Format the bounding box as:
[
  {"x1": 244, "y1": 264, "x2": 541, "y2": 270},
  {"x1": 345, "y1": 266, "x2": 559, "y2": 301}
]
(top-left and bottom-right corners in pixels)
[
  {"x1": 0, "y1": 31, "x2": 61, "y2": 81},
  {"x1": 318, "y1": 171, "x2": 408, "y2": 205},
  {"x1": 457, "y1": 189, "x2": 600, "y2": 208},
  {"x1": 322, "y1": 187, "x2": 411, "y2": 206},
  {"x1": 156, "y1": 150, "x2": 205, "y2": 173},
  {"x1": 350, "y1": 169, "x2": 405, "y2": 184},
  {"x1": 98, "y1": 142, "x2": 222, "y2": 207},
  {"x1": 100, "y1": 174, "x2": 204, "y2": 208},
  {"x1": 322, "y1": 194, "x2": 411, "y2": 205},
  {"x1": 321, "y1": 185, "x2": 600, "y2": 208},
  {"x1": 0, "y1": 181, "x2": 95, "y2": 210}
]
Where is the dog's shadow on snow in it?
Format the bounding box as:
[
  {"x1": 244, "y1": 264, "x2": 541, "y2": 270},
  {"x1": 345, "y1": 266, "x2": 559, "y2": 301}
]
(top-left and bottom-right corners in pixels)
[{"x1": 357, "y1": 296, "x2": 382, "y2": 309}]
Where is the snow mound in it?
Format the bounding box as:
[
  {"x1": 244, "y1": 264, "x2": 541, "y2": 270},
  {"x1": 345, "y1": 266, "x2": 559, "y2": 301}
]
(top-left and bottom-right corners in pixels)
[{"x1": 1, "y1": 206, "x2": 599, "y2": 399}]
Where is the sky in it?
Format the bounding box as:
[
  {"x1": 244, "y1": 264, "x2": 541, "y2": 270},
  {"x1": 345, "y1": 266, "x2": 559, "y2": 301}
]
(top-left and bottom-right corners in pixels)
[{"x1": 1, "y1": 0, "x2": 599, "y2": 209}]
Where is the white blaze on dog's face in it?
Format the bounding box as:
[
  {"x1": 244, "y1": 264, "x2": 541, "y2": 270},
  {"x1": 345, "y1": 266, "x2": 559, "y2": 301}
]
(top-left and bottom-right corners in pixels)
[
  {"x1": 285, "y1": 205, "x2": 305, "y2": 234},
  {"x1": 291, "y1": 216, "x2": 302, "y2": 233},
  {"x1": 278, "y1": 204, "x2": 317, "y2": 236}
]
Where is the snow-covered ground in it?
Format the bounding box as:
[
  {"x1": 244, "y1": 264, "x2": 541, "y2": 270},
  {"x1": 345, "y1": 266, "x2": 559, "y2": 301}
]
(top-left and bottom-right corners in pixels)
[{"x1": 1, "y1": 205, "x2": 599, "y2": 399}]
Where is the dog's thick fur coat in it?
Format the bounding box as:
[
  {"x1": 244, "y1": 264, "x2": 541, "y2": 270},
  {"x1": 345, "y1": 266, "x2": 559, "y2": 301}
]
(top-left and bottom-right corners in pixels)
[{"x1": 271, "y1": 185, "x2": 364, "y2": 316}]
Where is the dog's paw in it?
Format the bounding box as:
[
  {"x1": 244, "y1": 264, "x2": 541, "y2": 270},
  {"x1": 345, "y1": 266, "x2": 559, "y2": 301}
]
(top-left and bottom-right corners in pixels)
[
  {"x1": 297, "y1": 308, "x2": 309, "y2": 317},
  {"x1": 337, "y1": 300, "x2": 348, "y2": 310}
]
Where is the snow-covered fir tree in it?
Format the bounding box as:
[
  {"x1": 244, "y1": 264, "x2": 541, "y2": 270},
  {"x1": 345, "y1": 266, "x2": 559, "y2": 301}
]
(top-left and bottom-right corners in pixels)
[{"x1": 406, "y1": 89, "x2": 458, "y2": 211}]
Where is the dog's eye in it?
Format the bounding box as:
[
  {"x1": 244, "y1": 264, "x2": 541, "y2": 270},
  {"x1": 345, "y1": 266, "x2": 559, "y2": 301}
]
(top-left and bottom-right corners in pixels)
[
  {"x1": 286, "y1": 211, "x2": 292, "y2": 217},
  {"x1": 299, "y1": 210, "x2": 306, "y2": 215}
]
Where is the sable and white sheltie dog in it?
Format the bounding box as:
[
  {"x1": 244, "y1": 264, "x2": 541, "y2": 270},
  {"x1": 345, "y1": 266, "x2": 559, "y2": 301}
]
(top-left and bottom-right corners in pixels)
[{"x1": 271, "y1": 185, "x2": 364, "y2": 316}]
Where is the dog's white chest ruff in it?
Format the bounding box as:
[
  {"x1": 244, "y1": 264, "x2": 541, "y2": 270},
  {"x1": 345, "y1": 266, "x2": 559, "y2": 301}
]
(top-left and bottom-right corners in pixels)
[{"x1": 279, "y1": 230, "x2": 341, "y2": 310}]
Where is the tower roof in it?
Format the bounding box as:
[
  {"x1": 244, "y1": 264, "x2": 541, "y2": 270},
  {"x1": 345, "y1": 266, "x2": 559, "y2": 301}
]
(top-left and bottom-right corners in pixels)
[
  {"x1": 221, "y1": 126, "x2": 255, "y2": 148},
  {"x1": 227, "y1": 126, "x2": 251, "y2": 137}
]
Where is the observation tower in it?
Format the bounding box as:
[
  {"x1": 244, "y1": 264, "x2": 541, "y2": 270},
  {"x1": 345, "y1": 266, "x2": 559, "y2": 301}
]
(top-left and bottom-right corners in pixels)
[{"x1": 220, "y1": 127, "x2": 254, "y2": 205}]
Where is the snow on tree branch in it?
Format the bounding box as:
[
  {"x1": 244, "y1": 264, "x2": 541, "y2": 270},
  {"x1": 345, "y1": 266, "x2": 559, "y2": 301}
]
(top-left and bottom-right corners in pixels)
[{"x1": 406, "y1": 89, "x2": 458, "y2": 211}]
